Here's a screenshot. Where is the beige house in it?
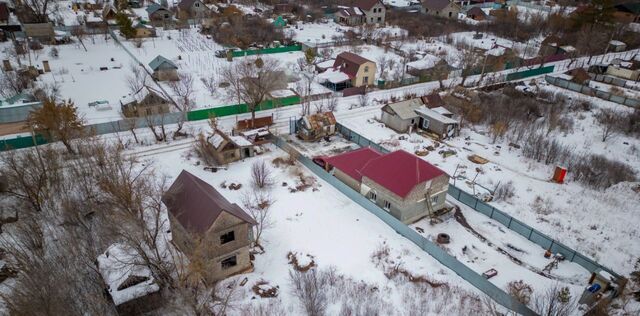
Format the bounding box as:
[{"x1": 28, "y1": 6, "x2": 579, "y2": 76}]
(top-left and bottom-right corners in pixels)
[
  {"x1": 177, "y1": 0, "x2": 210, "y2": 20},
  {"x1": 317, "y1": 52, "x2": 376, "y2": 90},
  {"x1": 322, "y1": 149, "x2": 450, "y2": 223},
  {"x1": 132, "y1": 22, "x2": 157, "y2": 38},
  {"x1": 606, "y1": 59, "x2": 640, "y2": 81},
  {"x1": 120, "y1": 86, "x2": 170, "y2": 118},
  {"x1": 163, "y1": 170, "x2": 256, "y2": 281},
  {"x1": 421, "y1": 0, "x2": 461, "y2": 19}
]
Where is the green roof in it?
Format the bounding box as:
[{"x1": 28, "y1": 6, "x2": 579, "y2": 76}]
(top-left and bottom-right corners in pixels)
[{"x1": 148, "y1": 55, "x2": 177, "y2": 70}]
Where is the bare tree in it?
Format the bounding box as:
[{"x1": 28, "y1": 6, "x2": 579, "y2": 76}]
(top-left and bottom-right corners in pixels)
[
  {"x1": 126, "y1": 63, "x2": 149, "y2": 95},
  {"x1": 325, "y1": 94, "x2": 338, "y2": 112},
  {"x1": 241, "y1": 190, "x2": 273, "y2": 249},
  {"x1": 377, "y1": 55, "x2": 390, "y2": 80},
  {"x1": 222, "y1": 58, "x2": 281, "y2": 127},
  {"x1": 251, "y1": 159, "x2": 273, "y2": 189},
  {"x1": 201, "y1": 74, "x2": 217, "y2": 96},
  {"x1": 596, "y1": 108, "x2": 624, "y2": 142},
  {"x1": 532, "y1": 284, "x2": 577, "y2": 316},
  {"x1": 289, "y1": 268, "x2": 328, "y2": 316},
  {"x1": 17, "y1": 0, "x2": 52, "y2": 23},
  {"x1": 27, "y1": 98, "x2": 85, "y2": 154}
]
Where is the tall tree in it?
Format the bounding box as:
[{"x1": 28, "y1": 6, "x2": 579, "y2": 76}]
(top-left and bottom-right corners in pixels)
[
  {"x1": 27, "y1": 99, "x2": 84, "y2": 154},
  {"x1": 572, "y1": 0, "x2": 615, "y2": 29},
  {"x1": 222, "y1": 58, "x2": 281, "y2": 127}
]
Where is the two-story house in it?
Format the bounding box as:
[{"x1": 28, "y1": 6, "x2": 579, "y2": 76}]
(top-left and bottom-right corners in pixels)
[
  {"x1": 421, "y1": 0, "x2": 461, "y2": 19},
  {"x1": 163, "y1": 170, "x2": 256, "y2": 281},
  {"x1": 355, "y1": 0, "x2": 386, "y2": 24},
  {"x1": 335, "y1": 0, "x2": 386, "y2": 26},
  {"x1": 318, "y1": 52, "x2": 376, "y2": 90},
  {"x1": 177, "y1": 0, "x2": 210, "y2": 20},
  {"x1": 120, "y1": 86, "x2": 170, "y2": 118},
  {"x1": 321, "y1": 148, "x2": 450, "y2": 223}
]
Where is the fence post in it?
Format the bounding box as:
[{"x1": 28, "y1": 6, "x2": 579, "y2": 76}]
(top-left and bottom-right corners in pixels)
[
  {"x1": 474, "y1": 198, "x2": 478, "y2": 209},
  {"x1": 528, "y1": 228, "x2": 533, "y2": 240},
  {"x1": 507, "y1": 217, "x2": 513, "y2": 228},
  {"x1": 490, "y1": 207, "x2": 495, "y2": 218},
  {"x1": 571, "y1": 250, "x2": 577, "y2": 261},
  {"x1": 549, "y1": 240, "x2": 554, "y2": 251}
]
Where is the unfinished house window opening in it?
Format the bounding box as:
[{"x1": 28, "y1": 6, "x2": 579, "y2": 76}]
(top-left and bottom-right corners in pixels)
[
  {"x1": 221, "y1": 255, "x2": 237, "y2": 269},
  {"x1": 220, "y1": 231, "x2": 235, "y2": 244}
]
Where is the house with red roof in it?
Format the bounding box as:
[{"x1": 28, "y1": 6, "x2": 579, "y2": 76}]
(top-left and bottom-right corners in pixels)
[
  {"x1": 163, "y1": 170, "x2": 256, "y2": 281},
  {"x1": 318, "y1": 52, "x2": 376, "y2": 91},
  {"x1": 321, "y1": 148, "x2": 450, "y2": 223}
]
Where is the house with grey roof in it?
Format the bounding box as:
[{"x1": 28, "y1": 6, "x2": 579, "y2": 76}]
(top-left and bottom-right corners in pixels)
[
  {"x1": 177, "y1": 0, "x2": 210, "y2": 20},
  {"x1": 380, "y1": 98, "x2": 422, "y2": 133},
  {"x1": 149, "y1": 55, "x2": 178, "y2": 81},
  {"x1": 146, "y1": 3, "x2": 172, "y2": 26}
]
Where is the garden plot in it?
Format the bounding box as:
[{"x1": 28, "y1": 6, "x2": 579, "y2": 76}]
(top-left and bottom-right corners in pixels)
[
  {"x1": 289, "y1": 21, "x2": 348, "y2": 44},
  {"x1": 412, "y1": 202, "x2": 587, "y2": 296},
  {"x1": 338, "y1": 107, "x2": 640, "y2": 277},
  {"x1": 147, "y1": 144, "x2": 496, "y2": 314},
  {"x1": 450, "y1": 31, "x2": 541, "y2": 59},
  {"x1": 120, "y1": 28, "x2": 308, "y2": 108},
  {"x1": 17, "y1": 37, "x2": 135, "y2": 124},
  {"x1": 390, "y1": 38, "x2": 464, "y2": 68}
]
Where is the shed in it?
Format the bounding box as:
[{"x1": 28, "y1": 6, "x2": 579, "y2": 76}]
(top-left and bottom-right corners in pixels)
[
  {"x1": 608, "y1": 40, "x2": 627, "y2": 52},
  {"x1": 208, "y1": 129, "x2": 254, "y2": 165},
  {"x1": 97, "y1": 244, "x2": 162, "y2": 315},
  {"x1": 380, "y1": 98, "x2": 422, "y2": 133},
  {"x1": 466, "y1": 6, "x2": 487, "y2": 21},
  {"x1": 421, "y1": 93, "x2": 445, "y2": 108},
  {"x1": 148, "y1": 55, "x2": 178, "y2": 81},
  {"x1": 415, "y1": 106, "x2": 459, "y2": 139},
  {"x1": 296, "y1": 112, "x2": 337, "y2": 141}
]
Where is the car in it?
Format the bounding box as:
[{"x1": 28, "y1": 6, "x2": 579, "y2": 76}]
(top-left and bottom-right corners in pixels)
[{"x1": 482, "y1": 268, "x2": 498, "y2": 279}]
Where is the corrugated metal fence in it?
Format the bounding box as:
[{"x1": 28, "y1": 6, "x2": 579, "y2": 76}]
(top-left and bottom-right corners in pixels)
[
  {"x1": 272, "y1": 135, "x2": 537, "y2": 316},
  {"x1": 332, "y1": 122, "x2": 622, "y2": 282},
  {"x1": 545, "y1": 75, "x2": 640, "y2": 108}
]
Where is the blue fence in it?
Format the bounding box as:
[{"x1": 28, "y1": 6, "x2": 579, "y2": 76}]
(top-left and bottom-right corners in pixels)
[
  {"x1": 332, "y1": 123, "x2": 622, "y2": 282},
  {"x1": 272, "y1": 136, "x2": 537, "y2": 315}
]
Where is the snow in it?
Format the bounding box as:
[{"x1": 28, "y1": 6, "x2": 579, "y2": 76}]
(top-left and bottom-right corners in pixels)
[
  {"x1": 317, "y1": 68, "x2": 350, "y2": 84},
  {"x1": 486, "y1": 47, "x2": 506, "y2": 56},
  {"x1": 97, "y1": 243, "x2": 160, "y2": 306},
  {"x1": 406, "y1": 54, "x2": 441, "y2": 70},
  {"x1": 209, "y1": 134, "x2": 224, "y2": 148},
  {"x1": 229, "y1": 135, "x2": 252, "y2": 147}
]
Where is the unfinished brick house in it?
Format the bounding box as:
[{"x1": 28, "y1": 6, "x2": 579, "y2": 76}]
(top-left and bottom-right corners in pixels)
[
  {"x1": 320, "y1": 148, "x2": 450, "y2": 223},
  {"x1": 163, "y1": 170, "x2": 256, "y2": 281},
  {"x1": 296, "y1": 112, "x2": 337, "y2": 141}
]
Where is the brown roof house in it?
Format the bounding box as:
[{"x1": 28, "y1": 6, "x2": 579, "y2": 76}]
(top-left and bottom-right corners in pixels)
[
  {"x1": 120, "y1": 86, "x2": 170, "y2": 118},
  {"x1": 318, "y1": 52, "x2": 376, "y2": 91},
  {"x1": 148, "y1": 55, "x2": 178, "y2": 81},
  {"x1": 207, "y1": 129, "x2": 255, "y2": 165},
  {"x1": 163, "y1": 170, "x2": 256, "y2": 281},
  {"x1": 97, "y1": 244, "x2": 162, "y2": 316},
  {"x1": 320, "y1": 149, "x2": 450, "y2": 223},
  {"x1": 466, "y1": 6, "x2": 487, "y2": 21},
  {"x1": 296, "y1": 112, "x2": 337, "y2": 141},
  {"x1": 422, "y1": 0, "x2": 461, "y2": 19},
  {"x1": 177, "y1": 0, "x2": 211, "y2": 20}
]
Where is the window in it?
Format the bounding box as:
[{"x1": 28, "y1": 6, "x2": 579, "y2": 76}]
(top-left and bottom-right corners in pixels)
[
  {"x1": 370, "y1": 17, "x2": 374, "y2": 22},
  {"x1": 377, "y1": 17, "x2": 382, "y2": 22},
  {"x1": 384, "y1": 201, "x2": 391, "y2": 210},
  {"x1": 220, "y1": 231, "x2": 235, "y2": 244},
  {"x1": 195, "y1": 2, "x2": 199, "y2": 7},
  {"x1": 221, "y1": 255, "x2": 237, "y2": 269},
  {"x1": 364, "y1": 66, "x2": 369, "y2": 72},
  {"x1": 425, "y1": 8, "x2": 428, "y2": 13},
  {"x1": 363, "y1": 76, "x2": 369, "y2": 84},
  {"x1": 449, "y1": 11, "x2": 452, "y2": 17},
  {"x1": 369, "y1": 191, "x2": 377, "y2": 201},
  {"x1": 422, "y1": 118, "x2": 430, "y2": 129},
  {"x1": 164, "y1": 13, "x2": 169, "y2": 18},
  {"x1": 431, "y1": 195, "x2": 439, "y2": 204}
]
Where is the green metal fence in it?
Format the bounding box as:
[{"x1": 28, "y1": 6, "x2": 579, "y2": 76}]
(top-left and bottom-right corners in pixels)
[
  {"x1": 0, "y1": 134, "x2": 48, "y2": 150},
  {"x1": 186, "y1": 96, "x2": 300, "y2": 121},
  {"x1": 231, "y1": 45, "x2": 302, "y2": 57},
  {"x1": 506, "y1": 65, "x2": 555, "y2": 81}
]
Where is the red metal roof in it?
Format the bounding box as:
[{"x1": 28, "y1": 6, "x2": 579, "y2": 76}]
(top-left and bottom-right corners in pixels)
[
  {"x1": 359, "y1": 150, "x2": 446, "y2": 198},
  {"x1": 162, "y1": 170, "x2": 256, "y2": 234},
  {"x1": 324, "y1": 147, "x2": 382, "y2": 181},
  {"x1": 326, "y1": 148, "x2": 446, "y2": 198}
]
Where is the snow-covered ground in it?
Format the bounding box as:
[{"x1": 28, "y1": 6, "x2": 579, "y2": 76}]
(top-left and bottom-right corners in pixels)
[
  {"x1": 451, "y1": 31, "x2": 541, "y2": 59},
  {"x1": 147, "y1": 143, "x2": 497, "y2": 314},
  {"x1": 337, "y1": 85, "x2": 640, "y2": 278}
]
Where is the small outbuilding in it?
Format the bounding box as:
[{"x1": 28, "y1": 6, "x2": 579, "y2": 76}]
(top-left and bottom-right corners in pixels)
[
  {"x1": 296, "y1": 112, "x2": 337, "y2": 141},
  {"x1": 97, "y1": 244, "x2": 162, "y2": 316},
  {"x1": 149, "y1": 55, "x2": 178, "y2": 81},
  {"x1": 380, "y1": 98, "x2": 422, "y2": 133},
  {"x1": 608, "y1": 40, "x2": 627, "y2": 52},
  {"x1": 120, "y1": 86, "x2": 170, "y2": 118},
  {"x1": 208, "y1": 129, "x2": 254, "y2": 165},
  {"x1": 466, "y1": 6, "x2": 488, "y2": 21},
  {"x1": 415, "y1": 106, "x2": 459, "y2": 139}
]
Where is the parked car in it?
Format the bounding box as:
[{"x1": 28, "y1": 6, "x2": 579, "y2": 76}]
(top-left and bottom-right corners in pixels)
[{"x1": 483, "y1": 268, "x2": 498, "y2": 279}]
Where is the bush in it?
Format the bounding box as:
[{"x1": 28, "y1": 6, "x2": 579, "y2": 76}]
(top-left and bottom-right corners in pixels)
[
  {"x1": 494, "y1": 181, "x2": 515, "y2": 202},
  {"x1": 508, "y1": 280, "x2": 533, "y2": 305},
  {"x1": 569, "y1": 154, "x2": 637, "y2": 189},
  {"x1": 289, "y1": 269, "x2": 328, "y2": 316}
]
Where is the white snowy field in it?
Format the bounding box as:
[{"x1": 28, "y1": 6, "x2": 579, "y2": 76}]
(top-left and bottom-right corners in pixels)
[
  {"x1": 337, "y1": 87, "x2": 640, "y2": 278},
  {"x1": 451, "y1": 31, "x2": 542, "y2": 59},
  {"x1": 3, "y1": 36, "x2": 134, "y2": 124},
  {"x1": 146, "y1": 144, "x2": 498, "y2": 315}
]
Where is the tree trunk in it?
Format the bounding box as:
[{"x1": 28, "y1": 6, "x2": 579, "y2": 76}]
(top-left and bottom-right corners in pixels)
[{"x1": 61, "y1": 139, "x2": 75, "y2": 155}]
